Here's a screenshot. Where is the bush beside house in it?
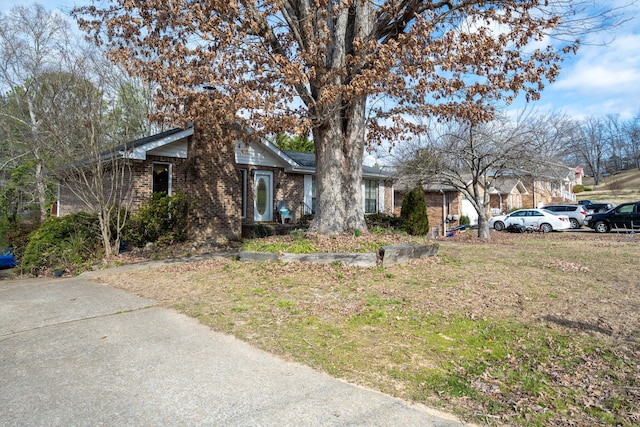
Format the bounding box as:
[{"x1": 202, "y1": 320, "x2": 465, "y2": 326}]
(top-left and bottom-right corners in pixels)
[
  {"x1": 400, "y1": 186, "x2": 429, "y2": 236},
  {"x1": 21, "y1": 212, "x2": 103, "y2": 276}
]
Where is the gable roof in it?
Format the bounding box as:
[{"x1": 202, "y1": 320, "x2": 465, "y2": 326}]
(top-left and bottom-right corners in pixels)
[
  {"x1": 119, "y1": 127, "x2": 390, "y2": 179},
  {"x1": 122, "y1": 127, "x2": 193, "y2": 160},
  {"x1": 489, "y1": 177, "x2": 528, "y2": 195}
]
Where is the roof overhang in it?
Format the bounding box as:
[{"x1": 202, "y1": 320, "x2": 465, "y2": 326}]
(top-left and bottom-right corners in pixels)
[{"x1": 123, "y1": 127, "x2": 193, "y2": 160}]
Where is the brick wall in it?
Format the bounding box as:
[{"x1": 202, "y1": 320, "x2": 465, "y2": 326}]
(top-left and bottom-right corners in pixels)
[
  {"x1": 57, "y1": 161, "x2": 136, "y2": 216},
  {"x1": 185, "y1": 136, "x2": 242, "y2": 242}
]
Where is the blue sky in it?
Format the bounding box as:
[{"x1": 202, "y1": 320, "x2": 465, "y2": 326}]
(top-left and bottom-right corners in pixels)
[{"x1": 3, "y1": 0, "x2": 640, "y2": 120}]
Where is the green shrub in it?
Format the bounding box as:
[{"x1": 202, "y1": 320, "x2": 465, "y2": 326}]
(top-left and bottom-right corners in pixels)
[
  {"x1": 298, "y1": 214, "x2": 314, "y2": 227},
  {"x1": 459, "y1": 215, "x2": 471, "y2": 226},
  {"x1": 252, "y1": 223, "x2": 273, "y2": 238},
  {"x1": 572, "y1": 184, "x2": 584, "y2": 193},
  {"x1": 2, "y1": 220, "x2": 40, "y2": 263},
  {"x1": 123, "y1": 191, "x2": 192, "y2": 248},
  {"x1": 21, "y1": 212, "x2": 102, "y2": 276},
  {"x1": 365, "y1": 213, "x2": 403, "y2": 230},
  {"x1": 400, "y1": 186, "x2": 429, "y2": 236}
]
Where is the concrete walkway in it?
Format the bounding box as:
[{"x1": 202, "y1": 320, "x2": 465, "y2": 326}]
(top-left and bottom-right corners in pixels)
[{"x1": 0, "y1": 270, "x2": 470, "y2": 427}]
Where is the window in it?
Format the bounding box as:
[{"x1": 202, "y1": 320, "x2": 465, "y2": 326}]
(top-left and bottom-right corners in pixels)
[
  {"x1": 364, "y1": 180, "x2": 377, "y2": 214},
  {"x1": 152, "y1": 163, "x2": 171, "y2": 195},
  {"x1": 617, "y1": 204, "x2": 634, "y2": 214}
]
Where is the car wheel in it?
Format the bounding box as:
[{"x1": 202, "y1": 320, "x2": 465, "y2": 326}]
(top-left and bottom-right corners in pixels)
[
  {"x1": 540, "y1": 223, "x2": 553, "y2": 233},
  {"x1": 569, "y1": 218, "x2": 580, "y2": 229},
  {"x1": 494, "y1": 221, "x2": 505, "y2": 231},
  {"x1": 594, "y1": 221, "x2": 609, "y2": 233}
]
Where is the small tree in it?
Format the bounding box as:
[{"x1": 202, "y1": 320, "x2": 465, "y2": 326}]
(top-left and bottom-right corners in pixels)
[{"x1": 400, "y1": 186, "x2": 429, "y2": 236}]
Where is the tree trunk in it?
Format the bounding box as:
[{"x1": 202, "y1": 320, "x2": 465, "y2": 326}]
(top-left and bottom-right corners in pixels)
[
  {"x1": 311, "y1": 116, "x2": 348, "y2": 235},
  {"x1": 477, "y1": 213, "x2": 491, "y2": 239},
  {"x1": 343, "y1": 98, "x2": 367, "y2": 232},
  {"x1": 34, "y1": 159, "x2": 48, "y2": 222},
  {"x1": 310, "y1": 97, "x2": 368, "y2": 235},
  {"x1": 97, "y1": 211, "x2": 114, "y2": 258}
]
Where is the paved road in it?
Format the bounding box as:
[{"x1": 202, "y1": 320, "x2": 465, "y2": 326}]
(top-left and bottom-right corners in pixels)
[{"x1": 0, "y1": 270, "x2": 471, "y2": 427}]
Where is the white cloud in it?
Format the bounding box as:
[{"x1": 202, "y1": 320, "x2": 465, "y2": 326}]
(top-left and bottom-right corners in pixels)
[{"x1": 554, "y1": 34, "x2": 640, "y2": 92}]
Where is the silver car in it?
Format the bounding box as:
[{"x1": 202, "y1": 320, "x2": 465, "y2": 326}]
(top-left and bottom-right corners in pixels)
[{"x1": 542, "y1": 204, "x2": 589, "y2": 229}]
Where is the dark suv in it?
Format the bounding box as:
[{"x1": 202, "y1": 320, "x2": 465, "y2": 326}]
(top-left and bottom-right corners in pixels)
[
  {"x1": 584, "y1": 201, "x2": 640, "y2": 233},
  {"x1": 543, "y1": 204, "x2": 588, "y2": 229},
  {"x1": 584, "y1": 202, "x2": 615, "y2": 214}
]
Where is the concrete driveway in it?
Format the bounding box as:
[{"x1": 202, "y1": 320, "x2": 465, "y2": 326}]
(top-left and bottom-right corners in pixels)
[{"x1": 0, "y1": 271, "x2": 470, "y2": 427}]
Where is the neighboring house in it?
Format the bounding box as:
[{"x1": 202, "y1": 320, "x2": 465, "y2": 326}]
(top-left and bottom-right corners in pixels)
[
  {"x1": 574, "y1": 166, "x2": 584, "y2": 185},
  {"x1": 394, "y1": 180, "x2": 470, "y2": 237},
  {"x1": 517, "y1": 165, "x2": 578, "y2": 208},
  {"x1": 488, "y1": 177, "x2": 528, "y2": 215},
  {"x1": 56, "y1": 126, "x2": 393, "y2": 241},
  {"x1": 485, "y1": 165, "x2": 579, "y2": 213}
]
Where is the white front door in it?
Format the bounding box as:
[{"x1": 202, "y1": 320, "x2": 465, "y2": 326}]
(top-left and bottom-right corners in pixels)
[{"x1": 254, "y1": 171, "x2": 273, "y2": 222}]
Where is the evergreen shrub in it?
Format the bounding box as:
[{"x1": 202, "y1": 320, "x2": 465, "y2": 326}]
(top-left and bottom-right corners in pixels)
[
  {"x1": 22, "y1": 212, "x2": 102, "y2": 275},
  {"x1": 364, "y1": 213, "x2": 403, "y2": 230},
  {"x1": 2, "y1": 220, "x2": 40, "y2": 262},
  {"x1": 123, "y1": 191, "x2": 192, "y2": 248},
  {"x1": 400, "y1": 186, "x2": 429, "y2": 236}
]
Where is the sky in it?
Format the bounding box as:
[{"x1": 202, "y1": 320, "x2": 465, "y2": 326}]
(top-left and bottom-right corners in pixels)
[{"x1": 2, "y1": 0, "x2": 640, "y2": 121}]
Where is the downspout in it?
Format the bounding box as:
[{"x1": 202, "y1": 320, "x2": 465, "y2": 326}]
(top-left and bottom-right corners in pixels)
[{"x1": 391, "y1": 184, "x2": 395, "y2": 216}]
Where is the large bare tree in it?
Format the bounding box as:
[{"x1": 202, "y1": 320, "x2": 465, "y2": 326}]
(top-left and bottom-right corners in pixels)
[
  {"x1": 392, "y1": 110, "x2": 571, "y2": 238},
  {"x1": 567, "y1": 116, "x2": 611, "y2": 185},
  {"x1": 74, "y1": 0, "x2": 619, "y2": 234},
  {"x1": 0, "y1": 5, "x2": 76, "y2": 221}
]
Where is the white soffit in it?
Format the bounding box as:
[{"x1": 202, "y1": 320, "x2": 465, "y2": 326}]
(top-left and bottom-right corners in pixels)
[{"x1": 129, "y1": 128, "x2": 193, "y2": 160}]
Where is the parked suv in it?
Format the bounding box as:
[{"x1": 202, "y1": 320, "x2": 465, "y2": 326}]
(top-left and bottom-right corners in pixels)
[
  {"x1": 584, "y1": 202, "x2": 615, "y2": 214},
  {"x1": 543, "y1": 204, "x2": 588, "y2": 229},
  {"x1": 584, "y1": 201, "x2": 640, "y2": 233}
]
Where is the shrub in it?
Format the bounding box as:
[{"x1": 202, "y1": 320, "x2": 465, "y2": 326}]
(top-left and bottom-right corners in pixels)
[
  {"x1": 400, "y1": 186, "x2": 429, "y2": 236},
  {"x1": 459, "y1": 215, "x2": 471, "y2": 226},
  {"x1": 21, "y1": 212, "x2": 102, "y2": 276},
  {"x1": 365, "y1": 213, "x2": 403, "y2": 230},
  {"x1": 2, "y1": 220, "x2": 40, "y2": 263},
  {"x1": 252, "y1": 223, "x2": 273, "y2": 238},
  {"x1": 123, "y1": 191, "x2": 192, "y2": 248},
  {"x1": 572, "y1": 184, "x2": 584, "y2": 193},
  {"x1": 298, "y1": 214, "x2": 314, "y2": 227}
]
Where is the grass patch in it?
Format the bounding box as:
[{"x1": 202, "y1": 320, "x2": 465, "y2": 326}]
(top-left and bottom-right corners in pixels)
[
  {"x1": 242, "y1": 236, "x2": 318, "y2": 253},
  {"x1": 99, "y1": 232, "x2": 640, "y2": 426}
]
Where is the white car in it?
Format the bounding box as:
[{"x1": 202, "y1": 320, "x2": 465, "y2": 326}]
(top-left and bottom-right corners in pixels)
[{"x1": 490, "y1": 209, "x2": 571, "y2": 232}]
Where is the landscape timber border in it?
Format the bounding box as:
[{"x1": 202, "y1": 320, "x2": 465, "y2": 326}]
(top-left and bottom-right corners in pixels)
[{"x1": 238, "y1": 243, "x2": 439, "y2": 267}]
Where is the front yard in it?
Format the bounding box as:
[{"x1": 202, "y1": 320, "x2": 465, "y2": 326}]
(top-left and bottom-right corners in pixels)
[{"x1": 95, "y1": 231, "x2": 639, "y2": 426}]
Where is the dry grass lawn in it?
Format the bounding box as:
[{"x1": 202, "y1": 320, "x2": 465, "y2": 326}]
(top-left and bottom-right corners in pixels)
[{"x1": 94, "y1": 230, "x2": 640, "y2": 426}]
